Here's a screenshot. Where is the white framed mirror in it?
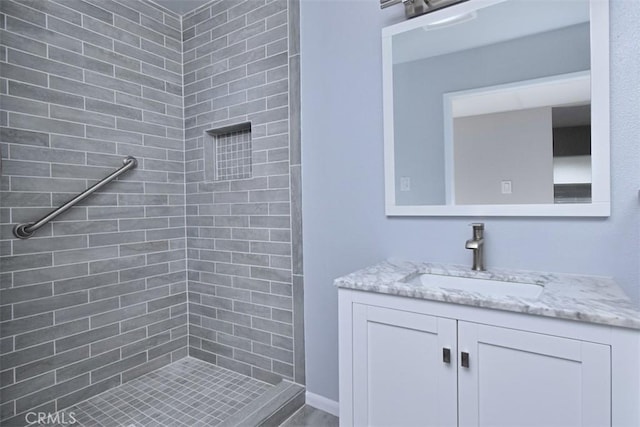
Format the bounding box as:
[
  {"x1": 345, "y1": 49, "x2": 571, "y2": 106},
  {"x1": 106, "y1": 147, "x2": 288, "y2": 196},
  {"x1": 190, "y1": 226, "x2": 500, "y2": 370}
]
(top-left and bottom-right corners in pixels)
[{"x1": 382, "y1": 0, "x2": 610, "y2": 216}]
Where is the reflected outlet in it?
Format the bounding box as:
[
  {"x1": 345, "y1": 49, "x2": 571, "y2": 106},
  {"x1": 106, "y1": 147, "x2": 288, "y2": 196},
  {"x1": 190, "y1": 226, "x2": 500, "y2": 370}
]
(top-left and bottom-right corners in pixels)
[
  {"x1": 501, "y1": 180, "x2": 512, "y2": 194},
  {"x1": 401, "y1": 176, "x2": 411, "y2": 191}
]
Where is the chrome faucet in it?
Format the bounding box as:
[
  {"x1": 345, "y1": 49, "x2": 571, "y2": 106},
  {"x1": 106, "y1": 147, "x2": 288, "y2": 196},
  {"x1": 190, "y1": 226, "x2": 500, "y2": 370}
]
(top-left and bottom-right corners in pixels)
[{"x1": 465, "y1": 223, "x2": 485, "y2": 271}]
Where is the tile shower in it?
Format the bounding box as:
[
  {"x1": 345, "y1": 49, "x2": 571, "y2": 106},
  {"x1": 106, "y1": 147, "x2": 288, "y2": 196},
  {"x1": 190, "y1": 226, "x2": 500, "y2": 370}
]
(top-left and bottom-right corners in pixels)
[{"x1": 0, "y1": 0, "x2": 303, "y2": 425}]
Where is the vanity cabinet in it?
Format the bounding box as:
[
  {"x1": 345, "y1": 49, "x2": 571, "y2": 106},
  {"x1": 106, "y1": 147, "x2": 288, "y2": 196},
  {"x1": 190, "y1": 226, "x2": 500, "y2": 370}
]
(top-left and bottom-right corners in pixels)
[
  {"x1": 457, "y1": 322, "x2": 610, "y2": 427},
  {"x1": 351, "y1": 305, "x2": 457, "y2": 426},
  {"x1": 340, "y1": 290, "x2": 627, "y2": 427}
]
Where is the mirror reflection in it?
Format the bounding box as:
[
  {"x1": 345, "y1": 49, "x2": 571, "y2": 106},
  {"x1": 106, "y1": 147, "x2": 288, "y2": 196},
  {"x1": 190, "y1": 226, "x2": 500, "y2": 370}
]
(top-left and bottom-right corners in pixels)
[
  {"x1": 445, "y1": 72, "x2": 591, "y2": 205},
  {"x1": 391, "y1": 0, "x2": 592, "y2": 208}
]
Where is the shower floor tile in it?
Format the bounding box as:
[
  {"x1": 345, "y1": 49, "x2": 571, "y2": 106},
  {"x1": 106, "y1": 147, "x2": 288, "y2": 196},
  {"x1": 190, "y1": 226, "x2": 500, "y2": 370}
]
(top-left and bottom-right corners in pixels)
[{"x1": 54, "y1": 357, "x2": 273, "y2": 427}]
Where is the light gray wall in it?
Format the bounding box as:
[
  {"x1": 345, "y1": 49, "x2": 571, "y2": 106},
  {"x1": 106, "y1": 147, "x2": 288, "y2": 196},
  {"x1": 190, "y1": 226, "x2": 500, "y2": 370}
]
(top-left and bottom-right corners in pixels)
[
  {"x1": 300, "y1": 0, "x2": 640, "y2": 404},
  {"x1": 393, "y1": 63, "x2": 445, "y2": 205},
  {"x1": 453, "y1": 107, "x2": 554, "y2": 205}
]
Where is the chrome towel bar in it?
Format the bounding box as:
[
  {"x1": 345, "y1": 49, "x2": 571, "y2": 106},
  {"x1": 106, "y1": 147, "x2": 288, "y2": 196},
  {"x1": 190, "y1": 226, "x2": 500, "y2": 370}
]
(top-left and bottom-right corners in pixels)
[{"x1": 13, "y1": 156, "x2": 138, "y2": 239}]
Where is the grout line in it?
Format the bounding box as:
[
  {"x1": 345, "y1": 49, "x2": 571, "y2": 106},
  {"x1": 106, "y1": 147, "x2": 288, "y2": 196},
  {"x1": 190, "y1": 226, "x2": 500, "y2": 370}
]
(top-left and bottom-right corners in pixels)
[{"x1": 178, "y1": 3, "x2": 191, "y2": 355}]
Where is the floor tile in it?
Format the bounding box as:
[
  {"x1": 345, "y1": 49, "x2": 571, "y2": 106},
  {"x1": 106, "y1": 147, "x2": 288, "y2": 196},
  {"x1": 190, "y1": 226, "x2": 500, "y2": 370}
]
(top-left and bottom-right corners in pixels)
[{"x1": 55, "y1": 357, "x2": 273, "y2": 426}]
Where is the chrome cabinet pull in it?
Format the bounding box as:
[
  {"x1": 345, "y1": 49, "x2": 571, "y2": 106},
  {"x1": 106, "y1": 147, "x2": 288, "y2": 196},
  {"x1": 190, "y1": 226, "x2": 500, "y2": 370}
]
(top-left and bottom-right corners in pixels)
[
  {"x1": 461, "y1": 351, "x2": 470, "y2": 368},
  {"x1": 443, "y1": 348, "x2": 451, "y2": 364}
]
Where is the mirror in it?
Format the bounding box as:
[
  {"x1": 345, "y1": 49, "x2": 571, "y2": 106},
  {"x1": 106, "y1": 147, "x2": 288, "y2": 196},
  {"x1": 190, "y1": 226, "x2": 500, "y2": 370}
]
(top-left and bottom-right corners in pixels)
[{"x1": 382, "y1": 0, "x2": 610, "y2": 216}]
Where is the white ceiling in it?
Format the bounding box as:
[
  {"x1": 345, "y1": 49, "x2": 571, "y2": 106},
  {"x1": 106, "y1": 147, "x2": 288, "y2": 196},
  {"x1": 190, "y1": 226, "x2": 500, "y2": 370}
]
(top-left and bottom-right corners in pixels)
[{"x1": 150, "y1": 0, "x2": 211, "y2": 15}]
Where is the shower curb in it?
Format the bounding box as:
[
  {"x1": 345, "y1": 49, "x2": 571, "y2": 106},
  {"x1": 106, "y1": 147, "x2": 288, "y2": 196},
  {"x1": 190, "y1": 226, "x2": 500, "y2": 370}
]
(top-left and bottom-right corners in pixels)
[{"x1": 218, "y1": 380, "x2": 305, "y2": 427}]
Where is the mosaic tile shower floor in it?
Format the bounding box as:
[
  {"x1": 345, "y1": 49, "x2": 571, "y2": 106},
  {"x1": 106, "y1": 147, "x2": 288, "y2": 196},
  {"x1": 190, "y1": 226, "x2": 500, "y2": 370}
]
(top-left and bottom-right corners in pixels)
[{"x1": 52, "y1": 357, "x2": 273, "y2": 427}]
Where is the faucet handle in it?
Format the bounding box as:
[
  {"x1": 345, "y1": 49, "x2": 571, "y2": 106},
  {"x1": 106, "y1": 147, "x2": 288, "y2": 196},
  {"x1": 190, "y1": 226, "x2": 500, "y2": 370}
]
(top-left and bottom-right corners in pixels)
[{"x1": 469, "y1": 223, "x2": 484, "y2": 240}]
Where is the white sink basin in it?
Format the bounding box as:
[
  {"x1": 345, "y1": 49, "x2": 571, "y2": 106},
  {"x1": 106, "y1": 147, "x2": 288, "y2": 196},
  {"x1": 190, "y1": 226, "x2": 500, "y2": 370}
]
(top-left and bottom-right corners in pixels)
[{"x1": 405, "y1": 273, "x2": 543, "y2": 299}]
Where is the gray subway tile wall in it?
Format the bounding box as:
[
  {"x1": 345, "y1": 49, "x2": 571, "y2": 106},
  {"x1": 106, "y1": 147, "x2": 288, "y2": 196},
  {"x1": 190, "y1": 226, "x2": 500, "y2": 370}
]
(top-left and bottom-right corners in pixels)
[
  {"x1": 0, "y1": 0, "x2": 303, "y2": 424},
  {"x1": 0, "y1": 0, "x2": 187, "y2": 424},
  {"x1": 183, "y1": 0, "x2": 303, "y2": 387}
]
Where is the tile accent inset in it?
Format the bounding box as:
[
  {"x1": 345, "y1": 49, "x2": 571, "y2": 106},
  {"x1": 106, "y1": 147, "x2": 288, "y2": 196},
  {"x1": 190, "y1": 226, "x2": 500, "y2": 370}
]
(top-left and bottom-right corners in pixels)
[
  {"x1": 205, "y1": 123, "x2": 253, "y2": 182},
  {"x1": 215, "y1": 129, "x2": 252, "y2": 181}
]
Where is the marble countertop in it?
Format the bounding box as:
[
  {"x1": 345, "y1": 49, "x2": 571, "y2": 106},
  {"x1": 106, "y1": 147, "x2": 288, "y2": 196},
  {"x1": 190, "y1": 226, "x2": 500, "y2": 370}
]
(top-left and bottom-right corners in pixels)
[{"x1": 334, "y1": 259, "x2": 640, "y2": 330}]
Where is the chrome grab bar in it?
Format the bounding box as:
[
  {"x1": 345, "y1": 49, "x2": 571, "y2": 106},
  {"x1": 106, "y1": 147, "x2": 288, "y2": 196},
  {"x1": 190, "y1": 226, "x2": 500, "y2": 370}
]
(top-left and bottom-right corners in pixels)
[{"x1": 13, "y1": 156, "x2": 138, "y2": 239}]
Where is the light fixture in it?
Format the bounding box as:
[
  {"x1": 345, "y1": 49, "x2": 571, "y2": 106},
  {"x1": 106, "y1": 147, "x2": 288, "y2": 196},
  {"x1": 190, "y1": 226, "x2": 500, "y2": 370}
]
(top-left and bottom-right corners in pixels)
[
  {"x1": 423, "y1": 11, "x2": 477, "y2": 30},
  {"x1": 381, "y1": 0, "x2": 469, "y2": 20}
]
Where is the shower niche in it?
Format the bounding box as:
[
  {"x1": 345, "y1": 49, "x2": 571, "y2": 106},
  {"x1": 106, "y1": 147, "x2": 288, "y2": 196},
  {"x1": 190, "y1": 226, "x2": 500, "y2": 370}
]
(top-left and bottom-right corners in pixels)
[{"x1": 204, "y1": 122, "x2": 253, "y2": 182}]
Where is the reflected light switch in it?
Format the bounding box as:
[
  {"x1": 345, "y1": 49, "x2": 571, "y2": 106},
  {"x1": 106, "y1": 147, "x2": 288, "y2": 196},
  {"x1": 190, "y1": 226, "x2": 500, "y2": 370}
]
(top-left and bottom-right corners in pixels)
[
  {"x1": 501, "y1": 180, "x2": 512, "y2": 194},
  {"x1": 400, "y1": 176, "x2": 411, "y2": 192}
]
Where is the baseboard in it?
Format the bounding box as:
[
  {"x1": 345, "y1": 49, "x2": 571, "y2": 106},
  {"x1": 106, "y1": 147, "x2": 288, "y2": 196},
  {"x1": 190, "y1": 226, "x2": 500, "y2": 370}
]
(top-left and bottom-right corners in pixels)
[{"x1": 305, "y1": 391, "x2": 339, "y2": 417}]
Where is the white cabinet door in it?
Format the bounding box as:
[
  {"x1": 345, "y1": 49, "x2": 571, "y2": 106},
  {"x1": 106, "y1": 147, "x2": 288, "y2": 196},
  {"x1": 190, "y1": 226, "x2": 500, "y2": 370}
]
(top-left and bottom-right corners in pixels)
[
  {"x1": 458, "y1": 321, "x2": 611, "y2": 427},
  {"x1": 351, "y1": 304, "x2": 457, "y2": 427}
]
